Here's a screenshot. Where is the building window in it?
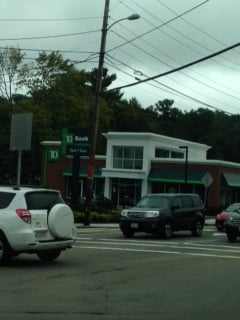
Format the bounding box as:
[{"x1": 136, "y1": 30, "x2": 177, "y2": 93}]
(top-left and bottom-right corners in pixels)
[
  {"x1": 155, "y1": 148, "x2": 170, "y2": 158},
  {"x1": 113, "y1": 146, "x2": 143, "y2": 169},
  {"x1": 155, "y1": 148, "x2": 184, "y2": 159},
  {"x1": 171, "y1": 151, "x2": 184, "y2": 159}
]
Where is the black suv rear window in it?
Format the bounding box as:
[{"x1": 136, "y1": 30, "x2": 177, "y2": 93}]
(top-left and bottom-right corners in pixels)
[
  {"x1": 25, "y1": 191, "x2": 64, "y2": 210},
  {"x1": 0, "y1": 192, "x2": 16, "y2": 209}
]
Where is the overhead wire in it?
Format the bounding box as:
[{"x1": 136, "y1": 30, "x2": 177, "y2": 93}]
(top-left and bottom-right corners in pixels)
[
  {"x1": 106, "y1": 1, "x2": 240, "y2": 108},
  {"x1": 111, "y1": 1, "x2": 240, "y2": 91},
  {"x1": 109, "y1": 42, "x2": 240, "y2": 97},
  {"x1": 110, "y1": 42, "x2": 240, "y2": 90},
  {"x1": 105, "y1": 55, "x2": 236, "y2": 114},
  {"x1": 0, "y1": 29, "x2": 100, "y2": 41}
]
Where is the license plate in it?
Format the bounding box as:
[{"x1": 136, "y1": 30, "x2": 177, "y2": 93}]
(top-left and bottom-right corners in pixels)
[{"x1": 131, "y1": 223, "x2": 138, "y2": 228}]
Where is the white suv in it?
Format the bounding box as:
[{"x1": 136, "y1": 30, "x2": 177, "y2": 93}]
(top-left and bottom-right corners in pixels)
[{"x1": 0, "y1": 186, "x2": 77, "y2": 264}]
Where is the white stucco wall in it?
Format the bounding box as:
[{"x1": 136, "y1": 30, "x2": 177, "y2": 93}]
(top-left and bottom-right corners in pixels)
[{"x1": 101, "y1": 132, "x2": 211, "y2": 198}]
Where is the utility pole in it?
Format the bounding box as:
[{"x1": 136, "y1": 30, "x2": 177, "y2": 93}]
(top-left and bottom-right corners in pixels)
[{"x1": 84, "y1": 0, "x2": 110, "y2": 225}]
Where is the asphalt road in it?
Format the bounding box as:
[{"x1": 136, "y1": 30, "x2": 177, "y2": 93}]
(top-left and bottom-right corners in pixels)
[{"x1": 1, "y1": 225, "x2": 240, "y2": 320}]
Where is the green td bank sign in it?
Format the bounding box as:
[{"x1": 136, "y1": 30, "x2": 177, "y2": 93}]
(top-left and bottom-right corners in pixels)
[
  {"x1": 61, "y1": 128, "x2": 90, "y2": 156},
  {"x1": 47, "y1": 149, "x2": 60, "y2": 162}
]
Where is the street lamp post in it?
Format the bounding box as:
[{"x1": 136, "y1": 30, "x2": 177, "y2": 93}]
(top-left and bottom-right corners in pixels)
[
  {"x1": 179, "y1": 146, "x2": 188, "y2": 191},
  {"x1": 84, "y1": 0, "x2": 140, "y2": 225}
]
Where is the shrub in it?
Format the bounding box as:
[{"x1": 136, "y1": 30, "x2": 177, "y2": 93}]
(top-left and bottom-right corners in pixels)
[{"x1": 73, "y1": 210, "x2": 120, "y2": 223}]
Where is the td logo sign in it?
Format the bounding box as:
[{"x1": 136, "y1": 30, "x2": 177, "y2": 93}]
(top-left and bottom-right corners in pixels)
[{"x1": 48, "y1": 149, "x2": 60, "y2": 162}]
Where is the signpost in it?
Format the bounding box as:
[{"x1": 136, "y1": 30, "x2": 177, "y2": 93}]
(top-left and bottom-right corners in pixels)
[
  {"x1": 201, "y1": 172, "x2": 213, "y2": 206},
  {"x1": 61, "y1": 128, "x2": 90, "y2": 206},
  {"x1": 10, "y1": 113, "x2": 33, "y2": 186}
]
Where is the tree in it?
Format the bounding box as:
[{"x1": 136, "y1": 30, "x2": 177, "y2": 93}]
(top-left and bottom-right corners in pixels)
[
  {"x1": 19, "y1": 51, "x2": 75, "y2": 104},
  {"x1": 86, "y1": 67, "x2": 123, "y2": 101},
  {"x1": 0, "y1": 47, "x2": 25, "y2": 105},
  {"x1": 147, "y1": 99, "x2": 183, "y2": 135}
]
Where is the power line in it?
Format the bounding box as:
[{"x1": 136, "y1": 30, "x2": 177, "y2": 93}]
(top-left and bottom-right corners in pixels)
[
  {"x1": 0, "y1": 17, "x2": 101, "y2": 22},
  {"x1": 110, "y1": 0, "x2": 209, "y2": 53},
  {"x1": 105, "y1": 56, "x2": 235, "y2": 114},
  {"x1": 0, "y1": 30, "x2": 100, "y2": 41},
  {"x1": 110, "y1": 42, "x2": 240, "y2": 91}
]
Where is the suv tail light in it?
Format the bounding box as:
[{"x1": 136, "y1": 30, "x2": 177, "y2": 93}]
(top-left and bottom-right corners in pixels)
[{"x1": 16, "y1": 209, "x2": 31, "y2": 224}]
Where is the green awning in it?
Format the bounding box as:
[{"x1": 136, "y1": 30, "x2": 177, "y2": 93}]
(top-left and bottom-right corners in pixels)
[
  {"x1": 223, "y1": 172, "x2": 240, "y2": 187},
  {"x1": 148, "y1": 168, "x2": 206, "y2": 185},
  {"x1": 62, "y1": 165, "x2": 103, "y2": 178}
]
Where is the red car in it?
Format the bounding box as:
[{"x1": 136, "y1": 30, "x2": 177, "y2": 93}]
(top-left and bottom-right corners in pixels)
[{"x1": 215, "y1": 203, "x2": 240, "y2": 231}]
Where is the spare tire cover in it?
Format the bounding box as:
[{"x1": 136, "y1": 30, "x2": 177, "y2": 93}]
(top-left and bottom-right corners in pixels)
[{"x1": 48, "y1": 204, "x2": 74, "y2": 239}]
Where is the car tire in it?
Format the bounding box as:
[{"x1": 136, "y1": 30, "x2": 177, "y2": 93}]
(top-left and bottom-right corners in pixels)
[
  {"x1": 0, "y1": 234, "x2": 12, "y2": 265},
  {"x1": 37, "y1": 249, "x2": 61, "y2": 262},
  {"x1": 122, "y1": 229, "x2": 134, "y2": 238},
  {"x1": 48, "y1": 204, "x2": 74, "y2": 239},
  {"x1": 227, "y1": 233, "x2": 237, "y2": 242},
  {"x1": 192, "y1": 220, "x2": 203, "y2": 237},
  {"x1": 160, "y1": 221, "x2": 173, "y2": 239}
]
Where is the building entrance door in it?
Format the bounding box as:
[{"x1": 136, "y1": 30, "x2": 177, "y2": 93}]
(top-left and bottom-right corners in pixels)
[{"x1": 112, "y1": 178, "x2": 141, "y2": 208}]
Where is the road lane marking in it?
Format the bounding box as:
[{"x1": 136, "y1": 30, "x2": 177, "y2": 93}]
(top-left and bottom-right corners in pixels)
[
  {"x1": 75, "y1": 238, "x2": 240, "y2": 254},
  {"x1": 73, "y1": 244, "x2": 240, "y2": 259}
]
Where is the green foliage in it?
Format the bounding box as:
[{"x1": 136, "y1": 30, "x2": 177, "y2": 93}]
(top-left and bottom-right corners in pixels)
[
  {"x1": 0, "y1": 47, "x2": 240, "y2": 184},
  {"x1": 73, "y1": 210, "x2": 120, "y2": 223}
]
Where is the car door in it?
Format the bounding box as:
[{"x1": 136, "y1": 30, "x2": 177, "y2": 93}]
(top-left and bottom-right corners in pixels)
[
  {"x1": 180, "y1": 196, "x2": 196, "y2": 229},
  {"x1": 171, "y1": 196, "x2": 185, "y2": 229}
]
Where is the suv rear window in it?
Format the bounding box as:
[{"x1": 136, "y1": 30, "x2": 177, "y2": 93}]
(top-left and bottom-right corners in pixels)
[
  {"x1": 25, "y1": 191, "x2": 64, "y2": 210},
  {"x1": 0, "y1": 192, "x2": 16, "y2": 209}
]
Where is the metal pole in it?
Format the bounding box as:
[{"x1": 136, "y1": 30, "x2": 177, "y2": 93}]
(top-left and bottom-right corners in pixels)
[
  {"x1": 17, "y1": 149, "x2": 22, "y2": 187},
  {"x1": 84, "y1": 0, "x2": 110, "y2": 225},
  {"x1": 185, "y1": 146, "x2": 188, "y2": 185},
  {"x1": 179, "y1": 146, "x2": 188, "y2": 190}
]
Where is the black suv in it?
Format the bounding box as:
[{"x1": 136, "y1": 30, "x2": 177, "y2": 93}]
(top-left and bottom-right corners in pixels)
[{"x1": 119, "y1": 193, "x2": 205, "y2": 238}]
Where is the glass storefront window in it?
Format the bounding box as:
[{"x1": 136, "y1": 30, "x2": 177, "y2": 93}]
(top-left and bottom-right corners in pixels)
[{"x1": 113, "y1": 146, "x2": 143, "y2": 170}]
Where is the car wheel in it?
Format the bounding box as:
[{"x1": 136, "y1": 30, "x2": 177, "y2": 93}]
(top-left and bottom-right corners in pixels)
[
  {"x1": 161, "y1": 221, "x2": 172, "y2": 239},
  {"x1": 192, "y1": 220, "x2": 203, "y2": 237},
  {"x1": 0, "y1": 234, "x2": 12, "y2": 265},
  {"x1": 227, "y1": 233, "x2": 237, "y2": 242},
  {"x1": 37, "y1": 249, "x2": 61, "y2": 262},
  {"x1": 122, "y1": 229, "x2": 134, "y2": 238}
]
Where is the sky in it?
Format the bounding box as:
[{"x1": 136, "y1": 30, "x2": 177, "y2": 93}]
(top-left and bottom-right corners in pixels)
[{"x1": 1, "y1": 0, "x2": 240, "y2": 114}]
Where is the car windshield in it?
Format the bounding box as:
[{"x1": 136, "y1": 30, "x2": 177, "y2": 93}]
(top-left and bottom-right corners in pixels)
[
  {"x1": 136, "y1": 196, "x2": 170, "y2": 208},
  {"x1": 226, "y1": 203, "x2": 240, "y2": 213}
]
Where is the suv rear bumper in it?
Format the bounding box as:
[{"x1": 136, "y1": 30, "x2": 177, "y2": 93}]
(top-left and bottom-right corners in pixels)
[{"x1": 18, "y1": 238, "x2": 76, "y2": 253}]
